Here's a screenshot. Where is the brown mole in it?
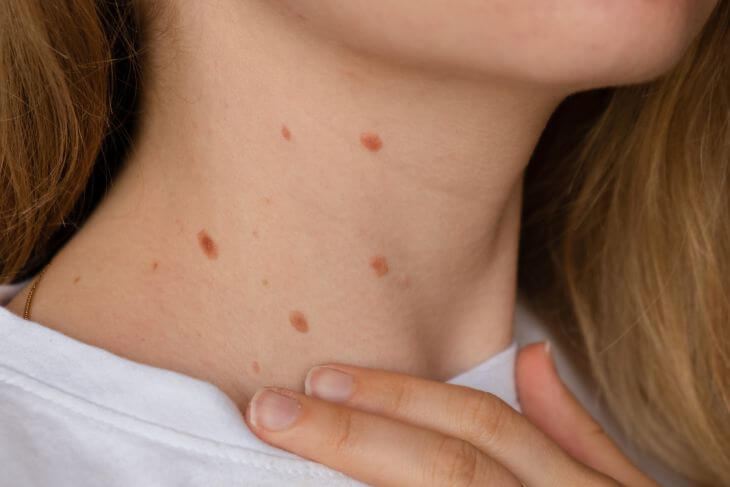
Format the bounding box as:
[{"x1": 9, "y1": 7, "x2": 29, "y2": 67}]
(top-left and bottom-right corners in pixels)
[
  {"x1": 251, "y1": 360, "x2": 261, "y2": 374},
  {"x1": 197, "y1": 230, "x2": 218, "y2": 259},
  {"x1": 281, "y1": 125, "x2": 291, "y2": 141},
  {"x1": 261, "y1": 278, "x2": 269, "y2": 287},
  {"x1": 360, "y1": 132, "x2": 383, "y2": 152},
  {"x1": 370, "y1": 256, "x2": 389, "y2": 277},
  {"x1": 152, "y1": 261, "x2": 159, "y2": 271},
  {"x1": 289, "y1": 310, "x2": 309, "y2": 333},
  {"x1": 73, "y1": 276, "x2": 81, "y2": 284}
]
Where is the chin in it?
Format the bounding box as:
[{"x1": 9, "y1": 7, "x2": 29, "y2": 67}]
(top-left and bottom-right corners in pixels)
[
  {"x1": 276, "y1": 0, "x2": 718, "y2": 90},
  {"x1": 469, "y1": 0, "x2": 720, "y2": 91},
  {"x1": 542, "y1": 0, "x2": 718, "y2": 88}
]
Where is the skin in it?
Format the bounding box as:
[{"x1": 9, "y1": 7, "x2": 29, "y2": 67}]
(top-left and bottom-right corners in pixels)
[
  {"x1": 6, "y1": 0, "x2": 717, "y2": 482},
  {"x1": 244, "y1": 343, "x2": 657, "y2": 486}
]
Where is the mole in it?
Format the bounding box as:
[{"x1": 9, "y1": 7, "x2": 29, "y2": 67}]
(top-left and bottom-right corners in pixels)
[
  {"x1": 261, "y1": 278, "x2": 269, "y2": 287},
  {"x1": 252, "y1": 229, "x2": 259, "y2": 239},
  {"x1": 289, "y1": 310, "x2": 310, "y2": 333},
  {"x1": 73, "y1": 276, "x2": 81, "y2": 284},
  {"x1": 281, "y1": 125, "x2": 291, "y2": 141},
  {"x1": 152, "y1": 261, "x2": 159, "y2": 271},
  {"x1": 197, "y1": 230, "x2": 218, "y2": 259},
  {"x1": 251, "y1": 360, "x2": 261, "y2": 374},
  {"x1": 370, "y1": 255, "x2": 389, "y2": 277},
  {"x1": 360, "y1": 132, "x2": 383, "y2": 152}
]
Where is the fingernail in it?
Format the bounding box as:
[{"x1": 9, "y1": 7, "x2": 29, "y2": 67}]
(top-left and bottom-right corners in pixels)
[
  {"x1": 544, "y1": 341, "x2": 558, "y2": 372},
  {"x1": 544, "y1": 340, "x2": 552, "y2": 358},
  {"x1": 249, "y1": 388, "x2": 301, "y2": 431},
  {"x1": 305, "y1": 366, "x2": 354, "y2": 402}
]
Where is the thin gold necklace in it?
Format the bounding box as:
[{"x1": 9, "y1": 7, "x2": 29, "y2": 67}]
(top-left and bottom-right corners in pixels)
[{"x1": 23, "y1": 265, "x2": 49, "y2": 320}]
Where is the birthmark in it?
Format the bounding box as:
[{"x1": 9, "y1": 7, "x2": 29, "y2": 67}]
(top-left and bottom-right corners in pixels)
[
  {"x1": 197, "y1": 230, "x2": 218, "y2": 259},
  {"x1": 360, "y1": 132, "x2": 383, "y2": 152},
  {"x1": 370, "y1": 255, "x2": 389, "y2": 277},
  {"x1": 289, "y1": 310, "x2": 310, "y2": 333}
]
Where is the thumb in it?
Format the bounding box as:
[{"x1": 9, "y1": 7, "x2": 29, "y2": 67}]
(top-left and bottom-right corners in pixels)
[{"x1": 516, "y1": 342, "x2": 657, "y2": 487}]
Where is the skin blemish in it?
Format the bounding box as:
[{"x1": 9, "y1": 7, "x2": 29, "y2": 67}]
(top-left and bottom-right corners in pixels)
[
  {"x1": 360, "y1": 132, "x2": 383, "y2": 152},
  {"x1": 396, "y1": 273, "x2": 411, "y2": 288},
  {"x1": 152, "y1": 261, "x2": 159, "y2": 271},
  {"x1": 289, "y1": 310, "x2": 310, "y2": 333},
  {"x1": 281, "y1": 125, "x2": 291, "y2": 141},
  {"x1": 252, "y1": 360, "x2": 261, "y2": 374},
  {"x1": 197, "y1": 230, "x2": 218, "y2": 259},
  {"x1": 261, "y1": 278, "x2": 269, "y2": 287},
  {"x1": 73, "y1": 276, "x2": 81, "y2": 284},
  {"x1": 252, "y1": 229, "x2": 259, "y2": 239},
  {"x1": 370, "y1": 256, "x2": 389, "y2": 277}
]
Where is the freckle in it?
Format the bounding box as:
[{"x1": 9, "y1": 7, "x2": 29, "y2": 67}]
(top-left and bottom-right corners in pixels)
[
  {"x1": 396, "y1": 273, "x2": 411, "y2": 288},
  {"x1": 261, "y1": 278, "x2": 269, "y2": 287},
  {"x1": 252, "y1": 229, "x2": 259, "y2": 239},
  {"x1": 281, "y1": 125, "x2": 291, "y2": 141},
  {"x1": 197, "y1": 230, "x2": 218, "y2": 259},
  {"x1": 252, "y1": 360, "x2": 261, "y2": 374},
  {"x1": 152, "y1": 261, "x2": 158, "y2": 271},
  {"x1": 360, "y1": 132, "x2": 383, "y2": 152},
  {"x1": 73, "y1": 276, "x2": 81, "y2": 284},
  {"x1": 370, "y1": 256, "x2": 389, "y2": 277},
  {"x1": 289, "y1": 310, "x2": 309, "y2": 333},
  {"x1": 261, "y1": 196, "x2": 272, "y2": 206}
]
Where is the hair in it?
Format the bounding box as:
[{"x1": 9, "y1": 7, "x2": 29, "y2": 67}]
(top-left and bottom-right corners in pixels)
[{"x1": 1, "y1": 0, "x2": 728, "y2": 484}]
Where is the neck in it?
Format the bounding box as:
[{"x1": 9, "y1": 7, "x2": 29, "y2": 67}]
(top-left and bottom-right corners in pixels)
[{"x1": 7, "y1": 2, "x2": 563, "y2": 408}]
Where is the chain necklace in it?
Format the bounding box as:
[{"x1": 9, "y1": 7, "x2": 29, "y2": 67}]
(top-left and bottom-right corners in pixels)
[{"x1": 22, "y1": 265, "x2": 49, "y2": 320}]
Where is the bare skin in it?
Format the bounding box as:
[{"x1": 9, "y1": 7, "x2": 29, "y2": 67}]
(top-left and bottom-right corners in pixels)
[
  {"x1": 6, "y1": 0, "x2": 716, "y2": 418},
  {"x1": 6, "y1": 2, "x2": 557, "y2": 408}
]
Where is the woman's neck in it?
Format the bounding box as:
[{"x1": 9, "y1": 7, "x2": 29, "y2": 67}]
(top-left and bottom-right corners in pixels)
[{"x1": 7, "y1": 1, "x2": 563, "y2": 408}]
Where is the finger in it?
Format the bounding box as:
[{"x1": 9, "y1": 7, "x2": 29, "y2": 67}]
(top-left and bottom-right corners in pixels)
[
  {"x1": 244, "y1": 387, "x2": 522, "y2": 487},
  {"x1": 516, "y1": 342, "x2": 658, "y2": 487},
  {"x1": 302, "y1": 363, "x2": 615, "y2": 486}
]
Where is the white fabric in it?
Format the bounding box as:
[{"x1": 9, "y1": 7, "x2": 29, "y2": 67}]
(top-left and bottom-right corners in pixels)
[
  {"x1": 0, "y1": 283, "x2": 688, "y2": 486},
  {"x1": 0, "y1": 285, "x2": 517, "y2": 487}
]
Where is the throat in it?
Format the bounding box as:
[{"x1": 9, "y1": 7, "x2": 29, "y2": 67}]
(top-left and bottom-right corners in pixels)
[{"x1": 4, "y1": 0, "x2": 560, "y2": 408}]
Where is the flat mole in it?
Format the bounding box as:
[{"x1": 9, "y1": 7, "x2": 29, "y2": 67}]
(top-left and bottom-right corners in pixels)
[
  {"x1": 289, "y1": 310, "x2": 310, "y2": 333},
  {"x1": 197, "y1": 230, "x2": 218, "y2": 259}
]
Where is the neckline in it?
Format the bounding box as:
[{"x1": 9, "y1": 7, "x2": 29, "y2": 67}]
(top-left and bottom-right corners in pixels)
[{"x1": 0, "y1": 301, "x2": 517, "y2": 458}]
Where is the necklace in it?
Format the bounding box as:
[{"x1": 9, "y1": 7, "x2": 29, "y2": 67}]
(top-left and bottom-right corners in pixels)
[{"x1": 23, "y1": 265, "x2": 49, "y2": 320}]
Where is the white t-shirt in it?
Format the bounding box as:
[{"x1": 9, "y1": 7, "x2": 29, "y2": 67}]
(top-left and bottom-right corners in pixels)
[{"x1": 0, "y1": 282, "x2": 688, "y2": 486}]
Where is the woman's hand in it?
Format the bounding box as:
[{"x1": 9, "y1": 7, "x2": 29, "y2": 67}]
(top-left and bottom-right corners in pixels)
[{"x1": 243, "y1": 343, "x2": 657, "y2": 486}]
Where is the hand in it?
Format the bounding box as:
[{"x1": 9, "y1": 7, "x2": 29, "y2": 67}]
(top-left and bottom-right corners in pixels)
[{"x1": 243, "y1": 343, "x2": 658, "y2": 486}]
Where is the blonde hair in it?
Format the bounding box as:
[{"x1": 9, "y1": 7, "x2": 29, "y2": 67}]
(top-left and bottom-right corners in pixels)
[
  {"x1": 1, "y1": 1, "x2": 728, "y2": 484},
  {"x1": 521, "y1": 3, "x2": 729, "y2": 484}
]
